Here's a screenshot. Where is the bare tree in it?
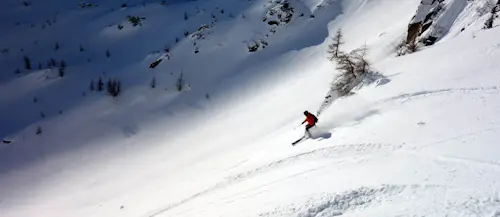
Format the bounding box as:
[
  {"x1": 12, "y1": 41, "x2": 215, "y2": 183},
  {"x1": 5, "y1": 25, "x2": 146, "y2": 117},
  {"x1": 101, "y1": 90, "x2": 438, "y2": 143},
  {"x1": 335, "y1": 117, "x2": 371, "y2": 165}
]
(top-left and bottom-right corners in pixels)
[
  {"x1": 331, "y1": 45, "x2": 372, "y2": 97},
  {"x1": 351, "y1": 44, "x2": 370, "y2": 77},
  {"x1": 327, "y1": 29, "x2": 344, "y2": 60},
  {"x1": 335, "y1": 52, "x2": 356, "y2": 78}
]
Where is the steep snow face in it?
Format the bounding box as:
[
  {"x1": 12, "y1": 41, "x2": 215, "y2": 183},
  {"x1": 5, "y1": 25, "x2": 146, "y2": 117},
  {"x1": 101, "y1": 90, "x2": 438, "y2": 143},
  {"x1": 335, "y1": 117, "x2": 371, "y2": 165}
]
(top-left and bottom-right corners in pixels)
[{"x1": 2, "y1": 0, "x2": 500, "y2": 216}]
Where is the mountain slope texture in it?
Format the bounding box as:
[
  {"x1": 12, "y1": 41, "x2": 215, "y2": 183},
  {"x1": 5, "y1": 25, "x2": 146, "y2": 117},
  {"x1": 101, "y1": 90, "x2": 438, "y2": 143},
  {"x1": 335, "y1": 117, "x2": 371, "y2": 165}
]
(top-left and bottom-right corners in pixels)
[{"x1": 1, "y1": 0, "x2": 500, "y2": 216}]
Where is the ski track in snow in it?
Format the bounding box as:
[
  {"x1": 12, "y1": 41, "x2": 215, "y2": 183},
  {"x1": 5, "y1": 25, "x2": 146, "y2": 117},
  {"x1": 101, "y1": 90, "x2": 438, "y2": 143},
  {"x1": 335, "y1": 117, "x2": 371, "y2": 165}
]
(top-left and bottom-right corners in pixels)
[
  {"x1": 225, "y1": 143, "x2": 403, "y2": 184},
  {"x1": 427, "y1": 153, "x2": 500, "y2": 171},
  {"x1": 148, "y1": 143, "x2": 404, "y2": 216},
  {"x1": 379, "y1": 86, "x2": 500, "y2": 104},
  {"x1": 379, "y1": 86, "x2": 500, "y2": 105},
  {"x1": 259, "y1": 184, "x2": 500, "y2": 217},
  {"x1": 94, "y1": 85, "x2": 500, "y2": 217},
  {"x1": 2, "y1": 0, "x2": 500, "y2": 216}
]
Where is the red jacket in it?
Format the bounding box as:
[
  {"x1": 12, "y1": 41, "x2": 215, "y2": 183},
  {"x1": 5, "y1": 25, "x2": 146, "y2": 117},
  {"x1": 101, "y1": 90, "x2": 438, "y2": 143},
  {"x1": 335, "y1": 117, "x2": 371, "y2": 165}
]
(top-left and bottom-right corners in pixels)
[{"x1": 304, "y1": 114, "x2": 317, "y2": 126}]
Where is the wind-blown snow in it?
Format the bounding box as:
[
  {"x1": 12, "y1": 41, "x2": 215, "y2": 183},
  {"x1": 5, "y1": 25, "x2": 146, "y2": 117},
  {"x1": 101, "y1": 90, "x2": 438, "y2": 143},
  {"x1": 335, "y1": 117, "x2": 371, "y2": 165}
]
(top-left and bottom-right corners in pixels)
[{"x1": 1, "y1": 0, "x2": 500, "y2": 216}]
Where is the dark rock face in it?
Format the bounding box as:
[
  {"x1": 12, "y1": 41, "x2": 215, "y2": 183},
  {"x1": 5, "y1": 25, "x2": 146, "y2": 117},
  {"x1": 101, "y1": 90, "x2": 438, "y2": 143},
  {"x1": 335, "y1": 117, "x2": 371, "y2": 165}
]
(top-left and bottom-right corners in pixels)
[
  {"x1": 406, "y1": 0, "x2": 442, "y2": 46},
  {"x1": 407, "y1": 22, "x2": 422, "y2": 45}
]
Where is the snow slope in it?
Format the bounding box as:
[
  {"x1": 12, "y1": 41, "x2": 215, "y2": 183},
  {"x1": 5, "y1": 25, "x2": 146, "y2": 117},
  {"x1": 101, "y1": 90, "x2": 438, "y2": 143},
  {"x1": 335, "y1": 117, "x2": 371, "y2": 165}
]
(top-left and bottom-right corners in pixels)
[{"x1": 1, "y1": 0, "x2": 500, "y2": 216}]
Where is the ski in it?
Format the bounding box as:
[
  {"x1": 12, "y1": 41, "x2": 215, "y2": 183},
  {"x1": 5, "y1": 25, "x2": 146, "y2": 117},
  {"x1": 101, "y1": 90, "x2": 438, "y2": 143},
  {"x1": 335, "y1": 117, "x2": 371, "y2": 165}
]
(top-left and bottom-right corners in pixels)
[{"x1": 292, "y1": 136, "x2": 307, "y2": 146}]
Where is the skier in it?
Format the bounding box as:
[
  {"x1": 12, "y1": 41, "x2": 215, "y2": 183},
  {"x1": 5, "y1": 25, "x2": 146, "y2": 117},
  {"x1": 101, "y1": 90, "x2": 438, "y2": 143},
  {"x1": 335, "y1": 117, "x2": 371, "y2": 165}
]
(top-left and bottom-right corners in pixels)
[{"x1": 301, "y1": 111, "x2": 318, "y2": 137}]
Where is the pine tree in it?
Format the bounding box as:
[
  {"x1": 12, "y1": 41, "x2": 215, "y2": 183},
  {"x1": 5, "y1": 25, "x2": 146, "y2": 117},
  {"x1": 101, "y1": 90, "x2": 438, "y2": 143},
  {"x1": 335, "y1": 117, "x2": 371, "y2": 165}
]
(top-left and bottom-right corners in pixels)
[
  {"x1": 106, "y1": 78, "x2": 113, "y2": 94},
  {"x1": 60, "y1": 60, "x2": 66, "y2": 68},
  {"x1": 106, "y1": 49, "x2": 111, "y2": 57},
  {"x1": 58, "y1": 60, "x2": 66, "y2": 77},
  {"x1": 55, "y1": 42, "x2": 60, "y2": 51},
  {"x1": 116, "y1": 81, "x2": 121, "y2": 96},
  {"x1": 327, "y1": 29, "x2": 344, "y2": 61},
  {"x1": 58, "y1": 68, "x2": 64, "y2": 77},
  {"x1": 105, "y1": 79, "x2": 121, "y2": 97},
  {"x1": 23, "y1": 56, "x2": 31, "y2": 70},
  {"x1": 97, "y1": 77, "x2": 104, "y2": 91},
  {"x1": 176, "y1": 71, "x2": 185, "y2": 91},
  {"x1": 150, "y1": 77, "x2": 156, "y2": 88}
]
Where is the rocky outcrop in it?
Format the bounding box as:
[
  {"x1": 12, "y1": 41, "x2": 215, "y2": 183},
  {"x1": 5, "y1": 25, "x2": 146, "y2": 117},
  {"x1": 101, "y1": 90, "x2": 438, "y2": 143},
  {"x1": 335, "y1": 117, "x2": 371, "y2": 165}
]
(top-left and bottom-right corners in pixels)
[
  {"x1": 263, "y1": 0, "x2": 296, "y2": 26},
  {"x1": 406, "y1": 0, "x2": 441, "y2": 45},
  {"x1": 406, "y1": 0, "x2": 471, "y2": 46}
]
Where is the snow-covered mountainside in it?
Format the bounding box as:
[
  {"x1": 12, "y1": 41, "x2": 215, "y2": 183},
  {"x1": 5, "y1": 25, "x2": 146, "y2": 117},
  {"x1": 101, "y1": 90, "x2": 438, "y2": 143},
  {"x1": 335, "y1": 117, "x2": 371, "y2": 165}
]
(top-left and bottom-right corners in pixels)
[{"x1": 1, "y1": 0, "x2": 500, "y2": 216}]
